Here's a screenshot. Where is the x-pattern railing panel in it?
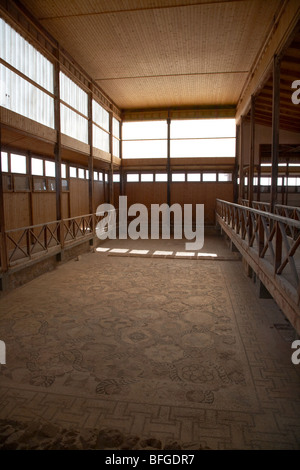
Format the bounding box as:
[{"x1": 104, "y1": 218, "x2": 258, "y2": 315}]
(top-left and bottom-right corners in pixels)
[
  {"x1": 216, "y1": 199, "x2": 300, "y2": 291},
  {"x1": 5, "y1": 221, "x2": 61, "y2": 264}
]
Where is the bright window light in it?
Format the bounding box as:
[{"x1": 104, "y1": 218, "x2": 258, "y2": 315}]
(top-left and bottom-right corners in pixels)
[
  {"x1": 187, "y1": 173, "x2": 201, "y2": 182},
  {"x1": 203, "y1": 173, "x2": 216, "y2": 182},
  {"x1": 99, "y1": 172, "x2": 103, "y2": 182},
  {"x1": 110, "y1": 248, "x2": 129, "y2": 253},
  {"x1": 93, "y1": 171, "x2": 98, "y2": 181},
  {"x1": 260, "y1": 177, "x2": 271, "y2": 186},
  {"x1": 198, "y1": 253, "x2": 217, "y2": 257},
  {"x1": 175, "y1": 252, "x2": 195, "y2": 257},
  {"x1": 1, "y1": 152, "x2": 8, "y2": 172},
  {"x1": 78, "y1": 168, "x2": 85, "y2": 179},
  {"x1": 141, "y1": 173, "x2": 153, "y2": 182},
  {"x1": 105, "y1": 173, "x2": 108, "y2": 182},
  {"x1": 172, "y1": 173, "x2": 185, "y2": 182},
  {"x1": 287, "y1": 177, "x2": 300, "y2": 186},
  {"x1": 11, "y1": 154, "x2": 26, "y2": 174},
  {"x1": 155, "y1": 173, "x2": 168, "y2": 182},
  {"x1": 31, "y1": 158, "x2": 43, "y2": 176},
  {"x1": 218, "y1": 173, "x2": 232, "y2": 182},
  {"x1": 171, "y1": 138, "x2": 235, "y2": 158},
  {"x1": 70, "y1": 166, "x2": 77, "y2": 178},
  {"x1": 171, "y1": 119, "x2": 236, "y2": 139},
  {"x1": 123, "y1": 140, "x2": 167, "y2": 159},
  {"x1": 127, "y1": 173, "x2": 139, "y2": 182},
  {"x1": 123, "y1": 121, "x2": 167, "y2": 140},
  {"x1": 61, "y1": 163, "x2": 66, "y2": 179},
  {"x1": 45, "y1": 160, "x2": 55, "y2": 177},
  {"x1": 113, "y1": 174, "x2": 120, "y2": 183}
]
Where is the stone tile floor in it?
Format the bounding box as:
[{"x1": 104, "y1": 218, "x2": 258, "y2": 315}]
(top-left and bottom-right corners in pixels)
[{"x1": 0, "y1": 231, "x2": 299, "y2": 449}]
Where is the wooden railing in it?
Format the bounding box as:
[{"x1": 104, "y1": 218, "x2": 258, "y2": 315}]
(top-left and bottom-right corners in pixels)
[
  {"x1": 5, "y1": 221, "x2": 61, "y2": 267},
  {"x1": 63, "y1": 214, "x2": 94, "y2": 244},
  {"x1": 0, "y1": 209, "x2": 118, "y2": 270},
  {"x1": 216, "y1": 199, "x2": 300, "y2": 333},
  {"x1": 242, "y1": 199, "x2": 300, "y2": 222}
]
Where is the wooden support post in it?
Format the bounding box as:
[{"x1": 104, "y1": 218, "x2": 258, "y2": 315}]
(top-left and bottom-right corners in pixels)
[
  {"x1": 109, "y1": 112, "x2": 114, "y2": 205},
  {"x1": 120, "y1": 121, "x2": 124, "y2": 196},
  {"x1": 238, "y1": 116, "x2": 244, "y2": 203},
  {"x1": 274, "y1": 221, "x2": 282, "y2": 273},
  {"x1": 233, "y1": 124, "x2": 239, "y2": 203},
  {"x1": 88, "y1": 90, "x2": 94, "y2": 217},
  {"x1": 257, "y1": 149, "x2": 261, "y2": 203},
  {"x1": 0, "y1": 124, "x2": 8, "y2": 273},
  {"x1": 258, "y1": 216, "x2": 264, "y2": 257},
  {"x1": 270, "y1": 55, "x2": 280, "y2": 213},
  {"x1": 53, "y1": 58, "x2": 63, "y2": 247},
  {"x1": 167, "y1": 113, "x2": 171, "y2": 207},
  {"x1": 249, "y1": 95, "x2": 255, "y2": 207},
  {"x1": 285, "y1": 161, "x2": 289, "y2": 206}
]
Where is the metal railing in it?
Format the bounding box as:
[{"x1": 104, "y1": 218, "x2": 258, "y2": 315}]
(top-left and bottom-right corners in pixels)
[{"x1": 216, "y1": 199, "x2": 300, "y2": 332}]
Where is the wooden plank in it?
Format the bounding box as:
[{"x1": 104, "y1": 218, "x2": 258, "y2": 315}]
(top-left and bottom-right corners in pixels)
[
  {"x1": 167, "y1": 114, "x2": 171, "y2": 207},
  {"x1": 88, "y1": 90, "x2": 94, "y2": 216},
  {"x1": 270, "y1": 55, "x2": 280, "y2": 213},
  {"x1": 109, "y1": 112, "x2": 114, "y2": 205},
  {"x1": 0, "y1": 124, "x2": 8, "y2": 272},
  {"x1": 249, "y1": 96, "x2": 255, "y2": 207}
]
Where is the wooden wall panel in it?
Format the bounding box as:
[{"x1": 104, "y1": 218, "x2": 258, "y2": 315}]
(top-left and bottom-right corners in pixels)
[
  {"x1": 69, "y1": 179, "x2": 89, "y2": 217},
  {"x1": 4, "y1": 193, "x2": 30, "y2": 230},
  {"x1": 62, "y1": 193, "x2": 69, "y2": 219},
  {"x1": 113, "y1": 183, "x2": 120, "y2": 209},
  {"x1": 93, "y1": 181, "x2": 105, "y2": 210},
  {"x1": 32, "y1": 193, "x2": 56, "y2": 225},
  {"x1": 171, "y1": 183, "x2": 234, "y2": 225},
  {"x1": 125, "y1": 182, "x2": 167, "y2": 210}
]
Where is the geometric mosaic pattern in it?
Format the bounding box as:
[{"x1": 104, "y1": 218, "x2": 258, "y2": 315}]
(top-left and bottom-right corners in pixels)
[{"x1": 0, "y1": 236, "x2": 299, "y2": 449}]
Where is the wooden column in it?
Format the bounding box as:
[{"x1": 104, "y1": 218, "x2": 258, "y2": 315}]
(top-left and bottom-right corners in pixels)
[
  {"x1": 88, "y1": 90, "x2": 94, "y2": 216},
  {"x1": 257, "y1": 150, "x2": 261, "y2": 202},
  {"x1": 233, "y1": 124, "x2": 240, "y2": 203},
  {"x1": 54, "y1": 59, "x2": 63, "y2": 246},
  {"x1": 0, "y1": 124, "x2": 8, "y2": 272},
  {"x1": 120, "y1": 121, "x2": 124, "y2": 196},
  {"x1": 238, "y1": 116, "x2": 244, "y2": 203},
  {"x1": 109, "y1": 112, "x2": 114, "y2": 205},
  {"x1": 270, "y1": 55, "x2": 281, "y2": 213},
  {"x1": 249, "y1": 95, "x2": 255, "y2": 207},
  {"x1": 167, "y1": 113, "x2": 171, "y2": 206},
  {"x1": 285, "y1": 161, "x2": 289, "y2": 206}
]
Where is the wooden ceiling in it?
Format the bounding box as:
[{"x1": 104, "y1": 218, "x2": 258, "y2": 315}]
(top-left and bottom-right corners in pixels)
[
  {"x1": 252, "y1": 28, "x2": 300, "y2": 133},
  {"x1": 19, "y1": 0, "x2": 284, "y2": 111}
]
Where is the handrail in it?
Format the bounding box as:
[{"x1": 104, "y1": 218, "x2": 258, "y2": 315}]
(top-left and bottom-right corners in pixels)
[
  {"x1": 216, "y1": 198, "x2": 300, "y2": 334},
  {"x1": 5, "y1": 220, "x2": 61, "y2": 234},
  {"x1": 242, "y1": 199, "x2": 300, "y2": 220},
  {"x1": 218, "y1": 199, "x2": 300, "y2": 229},
  {"x1": 2, "y1": 210, "x2": 120, "y2": 269}
]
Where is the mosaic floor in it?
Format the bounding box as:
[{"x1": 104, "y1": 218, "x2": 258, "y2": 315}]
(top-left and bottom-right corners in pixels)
[{"x1": 0, "y1": 233, "x2": 299, "y2": 449}]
